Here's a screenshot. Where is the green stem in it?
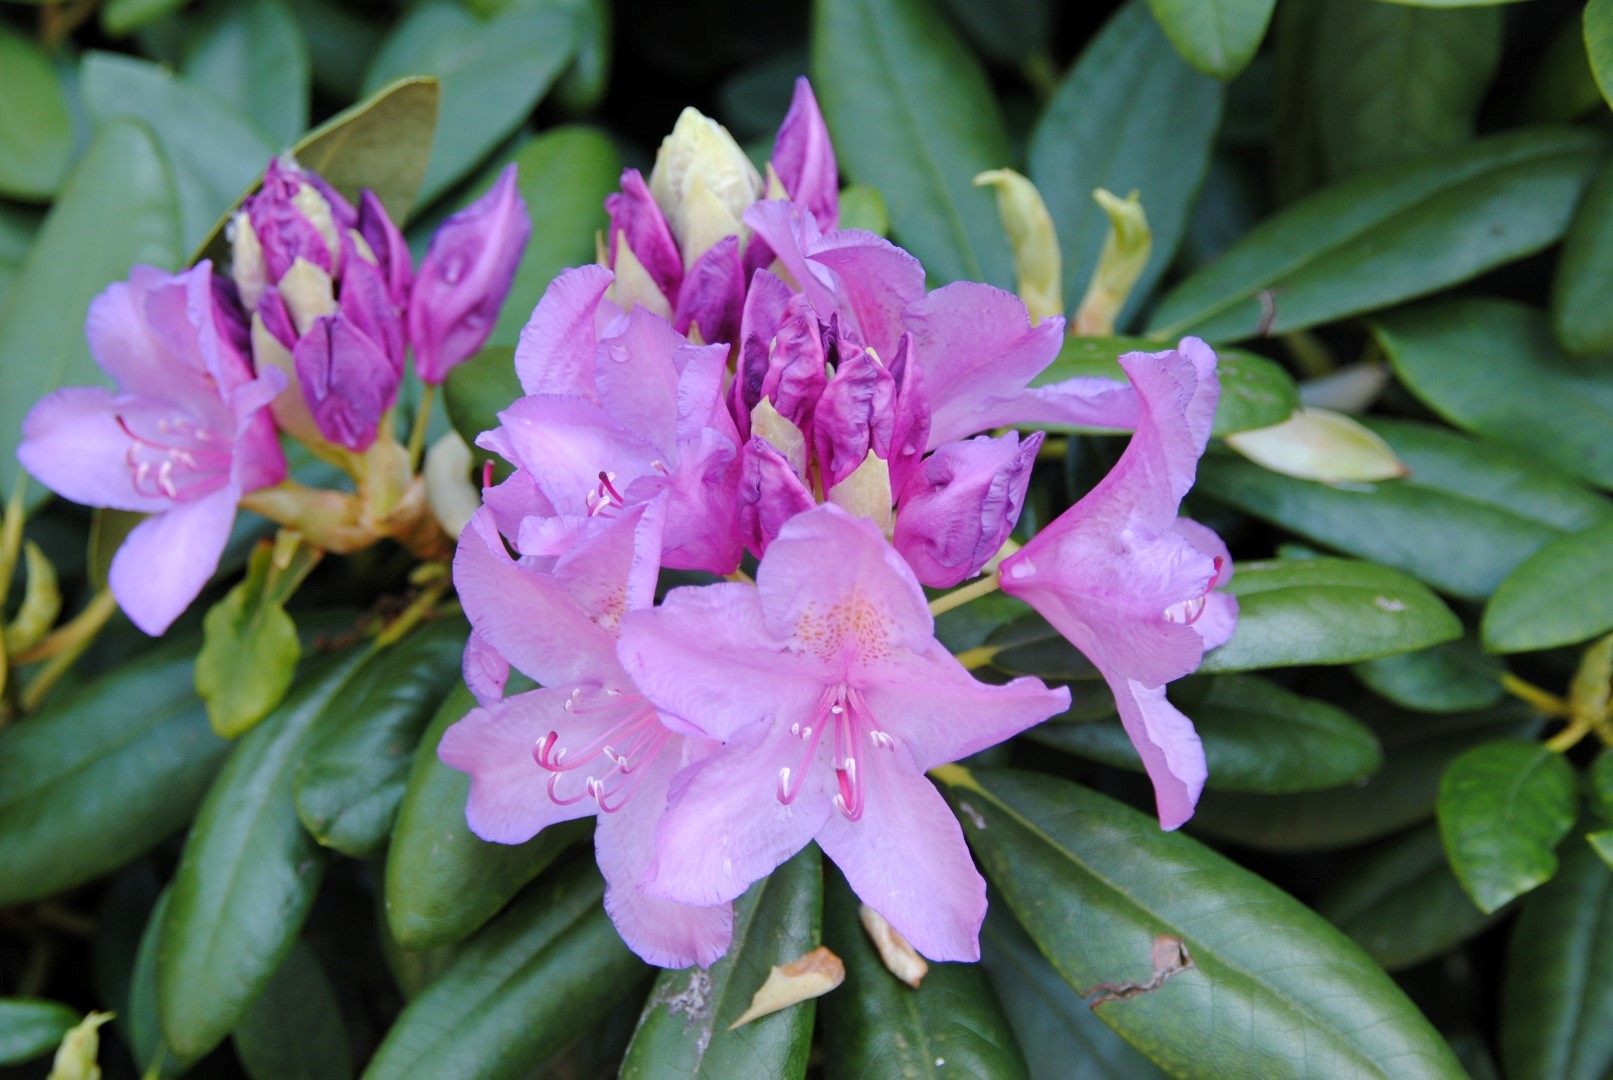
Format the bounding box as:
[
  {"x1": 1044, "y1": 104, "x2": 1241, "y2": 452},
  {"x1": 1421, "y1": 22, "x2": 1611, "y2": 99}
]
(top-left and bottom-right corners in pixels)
[
  {"x1": 929, "y1": 573, "x2": 1002, "y2": 618},
  {"x1": 407, "y1": 383, "x2": 437, "y2": 473},
  {"x1": 20, "y1": 590, "x2": 118, "y2": 712}
]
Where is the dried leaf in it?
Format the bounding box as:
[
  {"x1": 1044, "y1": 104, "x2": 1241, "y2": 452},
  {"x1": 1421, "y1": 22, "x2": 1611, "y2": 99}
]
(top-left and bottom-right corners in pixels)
[{"x1": 727, "y1": 946, "x2": 845, "y2": 1030}]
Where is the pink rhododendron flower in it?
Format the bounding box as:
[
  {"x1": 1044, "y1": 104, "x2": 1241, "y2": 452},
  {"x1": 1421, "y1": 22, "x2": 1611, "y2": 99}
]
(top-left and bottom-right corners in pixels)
[
  {"x1": 999, "y1": 339, "x2": 1236, "y2": 831},
  {"x1": 440, "y1": 501, "x2": 734, "y2": 968},
  {"x1": 17, "y1": 263, "x2": 286, "y2": 635},
  {"x1": 616, "y1": 504, "x2": 1070, "y2": 961}
]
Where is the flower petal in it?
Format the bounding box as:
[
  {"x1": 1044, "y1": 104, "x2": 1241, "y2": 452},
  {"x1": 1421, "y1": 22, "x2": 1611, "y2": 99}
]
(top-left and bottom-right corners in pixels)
[
  {"x1": 1108, "y1": 675, "x2": 1207, "y2": 831},
  {"x1": 892, "y1": 431, "x2": 1040, "y2": 589},
  {"x1": 771, "y1": 77, "x2": 838, "y2": 230},
  {"x1": 514, "y1": 264, "x2": 615, "y2": 397},
  {"x1": 110, "y1": 485, "x2": 238, "y2": 635},
  {"x1": 17, "y1": 388, "x2": 170, "y2": 513}
]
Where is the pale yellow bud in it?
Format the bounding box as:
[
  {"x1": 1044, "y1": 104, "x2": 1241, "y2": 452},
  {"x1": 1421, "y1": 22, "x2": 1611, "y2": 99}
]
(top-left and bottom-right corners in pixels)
[
  {"x1": 229, "y1": 211, "x2": 267, "y2": 312},
  {"x1": 649, "y1": 107, "x2": 762, "y2": 258},
  {"x1": 292, "y1": 180, "x2": 343, "y2": 269},
  {"x1": 750, "y1": 397, "x2": 808, "y2": 478},
  {"x1": 1225, "y1": 407, "x2": 1410, "y2": 484},
  {"x1": 277, "y1": 257, "x2": 336, "y2": 336},
  {"x1": 679, "y1": 176, "x2": 745, "y2": 268},
  {"x1": 424, "y1": 432, "x2": 479, "y2": 539},
  {"x1": 46, "y1": 1012, "x2": 113, "y2": 1080},
  {"x1": 1073, "y1": 188, "x2": 1152, "y2": 337},
  {"x1": 974, "y1": 169, "x2": 1062, "y2": 324},
  {"x1": 607, "y1": 230, "x2": 674, "y2": 319},
  {"x1": 827, "y1": 450, "x2": 893, "y2": 532}
]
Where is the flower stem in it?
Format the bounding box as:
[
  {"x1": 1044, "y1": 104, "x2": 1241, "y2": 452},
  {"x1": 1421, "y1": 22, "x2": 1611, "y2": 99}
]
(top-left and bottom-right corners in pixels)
[
  {"x1": 1500, "y1": 673, "x2": 1571, "y2": 718},
  {"x1": 929, "y1": 573, "x2": 1001, "y2": 617},
  {"x1": 20, "y1": 589, "x2": 118, "y2": 712},
  {"x1": 374, "y1": 574, "x2": 452, "y2": 648},
  {"x1": 953, "y1": 645, "x2": 1001, "y2": 670},
  {"x1": 0, "y1": 472, "x2": 28, "y2": 613},
  {"x1": 1545, "y1": 718, "x2": 1593, "y2": 753},
  {"x1": 407, "y1": 384, "x2": 437, "y2": 473}
]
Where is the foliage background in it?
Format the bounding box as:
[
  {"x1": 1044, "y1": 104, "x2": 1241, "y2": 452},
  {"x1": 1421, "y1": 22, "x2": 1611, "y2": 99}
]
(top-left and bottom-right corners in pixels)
[{"x1": 3, "y1": 0, "x2": 1613, "y2": 1077}]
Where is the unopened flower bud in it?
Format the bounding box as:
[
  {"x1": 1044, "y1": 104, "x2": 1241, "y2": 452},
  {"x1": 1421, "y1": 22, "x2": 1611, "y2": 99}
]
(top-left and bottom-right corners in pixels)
[
  {"x1": 738, "y1": 436, "x2": 816, "y2": 556},
  {"x1": 47, "y1": 1011, "x2": 114, "y2": 1080},
  {"x1": 355, "y1": 189, "x2": 413, "y2": 306},
  {"x1": 277, "y1": 257, "x2": 336, "y2": 335},
  {"x1": 605, "y1": 168, "x2": 682, "y2": 313},
  {"x1": 894, "y1": 431, "x2": 1041, "y2": 588},
  {"x1": 649, "y1": 108, "x2": 763, "y2": 266},
  {"x1": 294, "y1": 312, "x2": 393, "y2": 452},
  {"x1": 974, "y1": 168, "x2": 1062, "y2": 325},
  {"x1": 409, "y1": 164, "x2": 531, "y2": 383},
  {"x1": 827, "y1": 449, "x2": 893, "y2": 530},
  {"x1": 1074, "y1": 188, "x2": 1151, "y2": 336},
  {"x1": 675, "y1": 234, "x2": 744, "y2": 346},
  {"x1": 814, "y1": 344, "x2": 894, "y2": 490},
  {"x1": 1224, "y1": 407, "x2": 1409, "y2": 483},
  {"x1": 771, "y1": 77, "x2": 838, "y2": 229}
]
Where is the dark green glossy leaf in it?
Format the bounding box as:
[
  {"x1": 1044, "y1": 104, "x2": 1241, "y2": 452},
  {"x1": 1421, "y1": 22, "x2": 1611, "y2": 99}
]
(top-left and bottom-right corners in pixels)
[
  {"x1": 1189, "y1": 705, "x2": 1540, "y2": 852},
  {"x1": 552, "y1": 0, "x2": 611, "y2": 113},
  {"x1": 0, "y1": 642, "x2": 226, "y2": 906},
  {"x1": 1032, "y1": 336, "x2": 1298, "y2": 437},
  {"x1": 292, "y1": 77, "x2": 439, "y2": 224},
  {"x1": 1438, "y1": 739, "x2": 1577, "y2": 913},
  {"x1": 1375, "y1": 299, "x2": 1613, "y2": 489},
  {"x1": 127, "y1": 888, "x2": 196, "y2": 1079},
  {"x1": 385, "y1": 684, "x2": 583, "y2": 950},
  {"x1": 621, "y1": 847, "x2": 822, "y2": 1079},
  {"x1": 1527, "y1": 16, "x2": 1603, "y2": 125},
  {"x1": 156, "y1": 650, "x2": 368, "y2": 1060},
  {"x1": 1315, "y1": 824, "x2": 1504, "y2": 972},
  {"x1": 0, "y1": 26, "x2": 72, "y2": 200},
  {"x1": 1198, "y1": 557, "x2": 1462, "y2": 673},
  {"x1": 1031, "y1": 674, "x2": 1382, "y2": 794},
  {"x1": 1483, "y1": 523, "x2": 1613, "y2": 652},
  {"x1": 363, "y1": 3, "x2": 578, "y2": 208},
  {"x1": 182, "y1": 0, "x2": 311, "y2": 147},
  {"x1": 295, "y1": 618, "x2": 467, "y2": 858},
  {"x1": 232, "y1": 940, "x2": 352, "y2": 1080},
  {"x1": 936, "y1": 766, "x2": 1466, "y2": 1079},
  {"x1": 936, "y1": 0, "x2": 1049, "y2": 62},
  {"x1": 1587, "y1": 0, "x2": 1613, "y2": 114},
  {"x1": 1028, "y1": 4, "x2": 1223, "y2": 327},
  {"x1": 1352, "y1": 637, "x2": 1504, "y2": 714},
  {"x1": 81, "y1": 52, "x2": 274, "y2": 253},
  {"x1": 1312, "y1": 2, "x2": 1499, "y2": 181},
  {"x1": 0, "y1": 998, "x2": 78, "y2": 1067},
  {"x1": 1144, "y1": 0, "x2": 1274, "y2": 81},
  {"x1": 0, "y1": 119, "x2": 179, "y2": 507},
  {"x1": 821, "y1": 867, "x2": 1027, "y2": 1079},
  {"x1": 444, "y1": 345, "x2": 520, "y2": 457},
  {"x1": 812, "y1": 0, "x2": 1013, "y2": 287},
  {"x1": 1149, "y1": 129, "x2": 1606, "y2": 341},
  {"x1": 1198, "y1": 419, "x2": 1613, "y2": 600},
  {"x1": 362, "y1": 861, "x2": 645, "y2": 1080},
  {"x1": 1591, "y1": 750, "x2": 1613, "y2": 822},
  {"x1": 981, "y1": 911, "x2": 1169, "y2": 1080},
  {"x1": 101, "y1": 0, "x2": 186, "y2": 34},
  {"x1": 1554, "y1": 162, "x2": 1613, "y2": 355},
  {"x1": 1501, "y1": 839, "x2": 1613, "y2": 1080}
]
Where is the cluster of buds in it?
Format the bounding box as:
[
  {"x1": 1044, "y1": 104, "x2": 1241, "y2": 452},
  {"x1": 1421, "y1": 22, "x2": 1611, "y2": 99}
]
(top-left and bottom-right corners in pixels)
[
  {"x1": 439, "y1": 81, "x2": 1237, "y2": 972},
  {"x1": 17, "y1": 157, "x2": 530, "y2": 633}
]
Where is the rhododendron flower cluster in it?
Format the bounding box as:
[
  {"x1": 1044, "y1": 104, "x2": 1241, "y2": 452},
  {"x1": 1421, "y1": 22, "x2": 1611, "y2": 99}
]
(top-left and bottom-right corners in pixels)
[
  {"x1": 439, "y1": 79, "x2": 1237, "y2": 969},
  {"x1": 17, "y1": 157, "x2": 529, "y2": 634}
]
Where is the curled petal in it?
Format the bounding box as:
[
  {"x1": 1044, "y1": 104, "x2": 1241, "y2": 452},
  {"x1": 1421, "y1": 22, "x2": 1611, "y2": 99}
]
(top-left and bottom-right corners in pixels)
[
  {"x1": 356, "y1": 189, "x2": 413, "y2": 306},
  {"x1": 738, "y1": 437, "x2": 816, "y2": 557},
  {"x1": 606, "y1": 169, "x2": 683, "y2": 304},
  {"x1": 813, "y1": 345, "x2": 894, "y2": 490},
  {"x1": 515, "y1": 264, "x2": 615, "y2": 398},
  {"x1": 674, "y1": 233, "x2": 744, "y2": 347},
  {"x1": 893, "y1": 431, "x2": 1040, "y2": 589},
  {"x1": 771, "y1": 77, "x2": 838, "y2": 230}
]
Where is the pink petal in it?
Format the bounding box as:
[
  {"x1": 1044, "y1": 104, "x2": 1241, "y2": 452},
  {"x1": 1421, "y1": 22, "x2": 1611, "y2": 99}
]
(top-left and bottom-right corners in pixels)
[
  {"x1": 17, "y1": 388, "x2": 171, "y2": 513},
  {"x1": 552, "y1": 500, "x2": 666, "y2": 623},
  {"x1": 514, "y1": 265, "x2": 614, "y2": 397},
  {"x1": 650, "y1": 428, "x2": 743, "y2": 575},
  {"x1": 436, "y1": 688, "x2": 599, "y2": 843},
  {"x1": 771, "y1": 77, "x2": 838, "y2": 230},
  {"x1": 815, "y1": 746, "x2": 987, "y2": 961},
  {"x1": 593, "y1": 306, "x2": 685, "y2": 452},
  {"x1": 812, "y1": 343, "x2": 894, "y2": 489},
  {"x1": 674, "y1": 234, "x2": 744, "y2": 347},
  {"x1": 110, "y1": 485, "x2": 238, "y2": 635},
  {"x1": 606, "y1": 169, "x2": 683, "y2": 304},
  {"x1": 892, "y1": 431, "x2": 1040, "y2": 589},
  {"x1": 738, "y1": 437, "x2": 815, "y2": 557},
  {"x1": 495, "y1": 394, "x2": 661, "y2": 516},
  {"x1": 807, "y1": 228, "x2": 925, "y2": 361},
  {"x1": 595, "y1": 749, "x2": 735, "y2": 968},
  {"x1": 1108, "y1": 675, "x2": 1207, "y2": 831},
  {"x1": 462, "y1": 630, "x2": 511, "y2": 706}
]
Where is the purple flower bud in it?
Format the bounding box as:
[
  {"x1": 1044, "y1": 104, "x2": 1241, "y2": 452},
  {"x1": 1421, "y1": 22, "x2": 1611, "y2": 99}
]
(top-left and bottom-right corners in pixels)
[
  {"x1": 733, "y1": 275, "x2": 827, "y2": 437},
  {"x1": 605, "y1": 168, "x2": 683, "y2": 306},
  {"x1": 886, "y1": 333, "x2": 930, "y2": 493},
  {"x1": 771, "y1": 78, "x2": 838, "y2": 229},
  {"x1": 674, "y1": 233, "x2": 744, "y2": 346},
  {"x1": 249, "y1": 159, "x2": 342, "y2": 284},
  {"x1": 340, "y1": 251, "x2": 405, "y2": 374},
  {"x1": 294, "y1": 312, "x2": 396, "y2": 452},
  {"x1": 408, "y1": 164, "x2": 532, "y2": 384},
  {"x1": 256, "y1": 288, "x2": 298, "y2": 351},
  {"x1": 893, "y1": 431, "x2": 1042, "y2": 589},
  {"x1": 738, "y1": 436, "x2": 816, "y2": 557},
  {"x1": 356, "y1": 190, "x2": 413, "y2": 307},
  {"x1": 813, "y1": 342, "x2": 894, "y2": 490}
]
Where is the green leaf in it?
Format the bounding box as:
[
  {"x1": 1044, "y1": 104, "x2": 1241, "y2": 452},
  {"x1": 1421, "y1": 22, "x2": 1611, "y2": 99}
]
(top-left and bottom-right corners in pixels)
[
  {"x1": 445, "y1": 126, "x2": 622, "y2": 349},
  {"x1": 838, "y1": 184, "x2": 890, "y2": 237},
  {"x1": 1376, "y1": 299, "x2": 1613, "y2": 489},
  {"x1": 551, "y1": 0, "x2": 612, "y2": 113},
  {"x1": 156, "y1": 650, "x2": 368, "y2": 1060},
  {"x1": 1198, "y1": 418, "x2": 1613, "y2": 600},
  {"x1": 1554, "y1": 162, "x2": 1613, "y2": 355},
  {"x1": 1148, "y1": 128, "x2": 1606, "y2": 341},
  {"x1": 812, "y1": 0, "x2": 1013, "y2": 287},
  {"x1": 1587, "y1": 0, "x2": 1613, "y2": 114},
  {"x1": 620, "y1": 847, "x2": 822, "y2": 1079},
  {"x1": 1352, "y1": 636, "x2": 1504, "y2": 714},
  {"x1": 1312, "y1": 1, "x2": 1500, "y2": 180},
  {"x1": 285, "y1": 0, "x2": 385, "y2": 101},
  {"x1": 1591, "y1": 831, "x2": 1613, "y2": 870},
  {"x1": 0, "y1": 119, "x2": 179, "y2": 508},
  {"x1": 197, "y1": 593, "x2": 299, "y2": 742},
  {"x1": 1189, "y1": 704, "x2": 1540, "y2": 852},
  {"x1": 295, "y1": 77, "x2": 439, "y2": 224},
  {"x1": 1590, "y1": 750, "x2": 1613, "y2": 823},
  {"x1": 1028, "y1": 3, "x2": 1223, "y2": 327},
  {"x1": 0, "y1": 26, "x2": 72, "y2": 200},
  {"x1": 0, "y1": 642, "x2": 226, "y2": 906},
  {"x1": 363, "y1": 3, "x2": 579, "y2": 208},
  {"x1": 295, "y1": 618, "x2": 467, "y2": 858},
  {"x1": 1484, "y1": 522, "x2": 1613, "y2": 653},
  {"x1": 0, "y1": 201, "x2": 37, "y2": 310},
  {"x1": 1438, "y1": 740, "x2": 1578, "y2": 913},
  {"x1": 1500, "y1": 839, "x2": 1613, "y2": 1080},
  {"x1": 182, "y1": 0, "x2": 312, "y2": 147},
  {"x1": 935, "y1": 0, "x2": 1050, "y2": 62},
  {"x1": 232, "y1": 940, "x2": 353, "y2": 1080},
  {"x1": 127, "y1": 888, "x2": 196, "y2": 1079},
  {"x1": 362, "y1": 861, "x2": 646, "y2": 1080},
  {"x1": 1031, "y1": 336, "x2": 1298, "y2": 436},
  {"x1": 1315, "y1": 824, "x2": 1505, "y2": 972},
  {"x1": 821, "y1": 867, "x2": 1028, "y2": 1079},
  {"x1": 81, "y1": 52, "x2": 275, "y2": 253},
  {"x1": 101, "y1": 0, "x2": 186, "y2": 35},
  {"x1": 386, "y1": 684, "x2": 586, "y2": 951},
  {"x1": 1144, "y1": 0, "x2": 1275, "y2": 81},
  {"x1": 981, "y1": 911, "x2": 1170, "y2": 1080},
  {"x1": 1527, "y1": 16, "x2": 1604, "y2": 125},
  {"x1": 444, "y1": 345, "x2": 520, "y2": 457},
  {"x1": 1031, "y1": 675, "x2": 1382, "y2": 794},
  {"x1": 935, "y1": 766, "x2": 1467, "y2": 1079},
  {"x1": 0, "y1": 999, "x2": 79, "y2": 1067},
  {"x1": 1198, "y1": 556, "x2": 1462, "y2": 673}
]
